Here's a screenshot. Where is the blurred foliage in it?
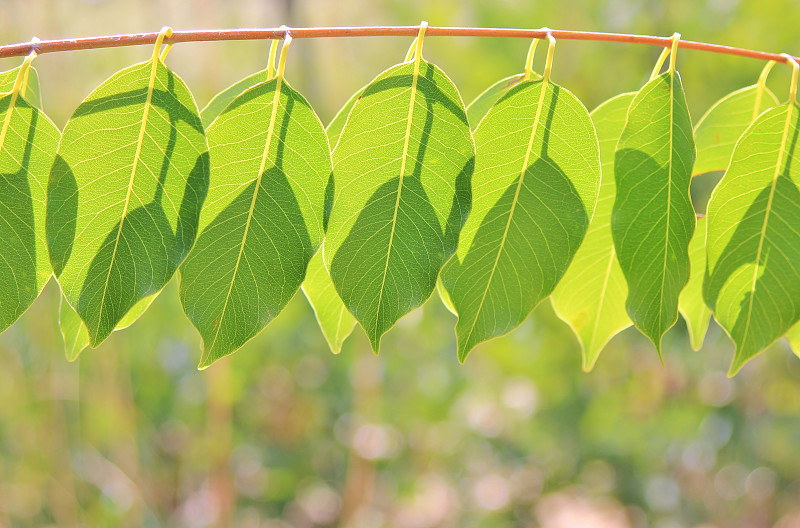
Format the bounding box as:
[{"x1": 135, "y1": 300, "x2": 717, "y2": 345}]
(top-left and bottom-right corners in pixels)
[{"x1": 1, "y1": 0, "x2": 800, "y2": 527}]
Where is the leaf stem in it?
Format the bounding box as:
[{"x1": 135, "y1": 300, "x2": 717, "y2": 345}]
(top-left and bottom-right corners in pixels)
[
  {"x1": 523, "y1": 37, "x2": 539, "y2": 81},
  {"x1": 668, "y1": 33, "x2": 681, "y2": 74},
  {"x1": 782, "y1": 53, "x2": 799, "y2": 104},
  {"x1": 0, "y1": 26, "x2": 797, "y2": 65},
  {"x1": 543, "y1": 32, "x2": 556, "y2": 83}
]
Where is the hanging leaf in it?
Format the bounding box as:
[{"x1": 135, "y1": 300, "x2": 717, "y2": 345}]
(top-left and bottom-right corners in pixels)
[
  {"x1": 201, "y1": 69, "x2": 271, "y2": 128},
  {"x1": 324, "y1": 55, "x2": 475, "y2": 352},
  {"x1": 302, "y1": 251, "x2": 356, "y2": 354},
  {"x1": 59, "y1": 289, "x2": 159, "y2": 361},
  {"x1": 441, "y1": 78, "x2": 600, "y2": 361},
  {"x1": 0, "y1": 65, "x2": 59, "y2": 334},
  {"x1": 47, "y1": 55, "x2": 210, "y2": 347},
  {"x1": 611, "y1": 70, "x2": 696, "y2": 353},
  {"x1": 300, "y1": 96, "x2": 361, "y2": 354},
  {"x1": 784, "y1": 322, "x2": 800, "y2": 359},
  {"x1": 551, "y1": 93, "x2": 634, "y2": 370},
  {"x1": 179, "y1": 73, "x2": 330, "y2": 367},
  {"x1": 466, "y1": 74, "x2": 528, "y2": 129},
  {"x1": 705, "y1": 102, "x2": 800, "y2": 374},
  {"x1": 678, "y1": 216, "x2": 711, "y2": 350},
  {"x1": 324, "y1": 87, "x2": 364, "y2": 148},
  {"x1": 694, "y1": 83, "x2": 777, "y2": 175},
  {"x1": 0, "y1": 64, "x2": 42, "y2": 108}
]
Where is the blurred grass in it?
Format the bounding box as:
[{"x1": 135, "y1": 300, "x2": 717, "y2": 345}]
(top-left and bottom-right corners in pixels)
[{"x1": 1, "y1": 1, "x2": 800, "y2": 527}]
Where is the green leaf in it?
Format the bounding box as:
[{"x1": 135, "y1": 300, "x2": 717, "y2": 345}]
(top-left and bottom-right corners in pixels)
[
  {"x1": 200, "y1": 69, "x2": 270, "y2": 128},
  {"x1": 0, "y1": 65, "x2": 42, "y2": 108},
  {"x1": 47, "y1": 56, "x2": 209, "y2": 347},
  {"x1": 325, "y1": 57, "x2": 474, "y2": 352},
  {"x1": 704, "y1": 102, "x2": 800, "y2": 374},
  {"x1": 59, "y1": 290, "x2": 161, "y2": 361},
  {"x1": 441, "y1": 78, "x2": 601, "y2": 361},
  {"x1": 301, "y1": 251, "x2": 355, "y2": 354},
  {"x1": 0, "y1": 67, "x2": 59, "y2": 333},
  {"x1": 551, "y1": 93, "x2": 634, "y2": 371},
  {"x1": 678, "y1": 216, "x2": 711, "y2": 350},
  {"x1": 466, "y1": 73, "x2": 528, "y2": 129},
  {"x1": 300, "y1": 93, "x2": 363, "y2": 354},
  {"x1": 179, "y1": 76, "x2": 329, "y2": 367},
  {"x1": 325, "y1": 87, "x2": 363, "y2": 147},
  {"x1": 693, "y1": 83, "x2": 777, "y2": 175},
  {"x1": 784, "y1": 322, "x2": 800, "y2": 359},
  {"x1": 612, "y1": 71, "x2": 696, "y2": 352}
]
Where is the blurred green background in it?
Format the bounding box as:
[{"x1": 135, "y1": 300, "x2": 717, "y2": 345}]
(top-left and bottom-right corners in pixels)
[{"x1": 2, "y1": 1, "x2": 800, "y2": 527}]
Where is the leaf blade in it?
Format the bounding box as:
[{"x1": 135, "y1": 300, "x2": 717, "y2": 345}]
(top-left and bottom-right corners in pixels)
[
  {"x1": 551, "y1": 93, "x2": 634, "y2": 370},
  {"x1": 611, "y1": 71, "x2": 696, "y2": 352},
  {"x1": 705, "y1": 103, "x2": 800, "y2": 373},
  {"x1": 0, "y1": 67, "x2": 59, "y2": 333},
  {"x1": 441, "y1": 79, "x2": 601, "y2": 360},
  {"x1": 325, "y1": 59, "x2": 475, "y2": 352},
  {"x1": 179, "y1": 77, "x2": 329, "y2": 367},
  {"x1": 693, "y1": 84, "x2": 778, "y2": 175},
  {"x1": 678, "y1": 216, "x2": 711, "y2": 350},
  {"x1": 47, "y1": 57, "x2": 209, "y2": 346}
]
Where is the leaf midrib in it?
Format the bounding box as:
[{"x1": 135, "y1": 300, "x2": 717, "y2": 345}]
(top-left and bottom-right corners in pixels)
[
  {"x1": 460, "y1": 79, "x2": 550, "y2": 356},
  {"x1": 203, "y1": 76, "x2": 286, "y2": 361},
  {"x1": 94, "y1": 58, "x2": 160, "y2": 340},
  {"x1": 373, "y1": 59, "x2": 423, "y2": 341},
  {"x1": 0, "y1": 82, "x2": 22, "y2": 157},
  {"x1": 655, "y1": 72, "x2": 676, "y2": 346}
]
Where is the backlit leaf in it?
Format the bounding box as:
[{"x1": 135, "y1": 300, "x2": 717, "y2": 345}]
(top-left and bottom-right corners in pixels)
[
  {"x1": 441, "y1": 78, "x2": 600, "y2": 361},
  {"x1": 612, "y1": 71, "x2": 696, "y2": 353},
  {"x1": 324, "y1": 56, "x2": 474, "y2": 352},
  {"x1": 0, "y1": 65, "x2": 41, "y2": 108},
  {"x1": 300, "y1": 96, "x2": 360, "y2": 354},
  {"x1": 0, "y1": 65, "x2": 59, "y2": 333},
  {"x1": 200, "y1": 69, "x2": 270, "y2": 128},
  {"x1": 693, "y1": 84, "x2": 777, "y2": 175},
  {"x1": 302, "y1": 251, "x2": 355, "y2": 354},
  {"x1": 784, "y1": 321, "x2": 800, "y2": 359},
  {"x1": 179, "y1": 75, "x2": 329, "y2": 367},
  {"x1": 324, "y1": 87, "x2": 363, "y2": 148},
  {"x1": 704, "y1": 102, "x2": 800, "y2": 374},
  {"x1": 551, "y1": 93, "x2": 634, "y2": 371},
  {"x1": 466, "y1": 74, "x2": 527, "y2": 129},
  {"x1": 47, "y1": 56, "x2": 209, "y2": 347},
  {"x1": 59, "y1": 289, "x2": 159, "y2": 361},
  {"x1": 678, "y1": 216, "x2": 711, "y2": 350}
]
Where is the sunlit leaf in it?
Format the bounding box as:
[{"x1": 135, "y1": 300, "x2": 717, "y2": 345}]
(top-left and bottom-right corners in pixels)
[
  {"x1": 324, "y1": 87, "x2": 363, "y2": 148},
  {"x1": 612, "y1": 71, "x2": 696, "y2": 353},
  {"x1": 302, "y1": 251, "x2": 355, "y2": 354},
  {"x1": 693, "y1": 84, "x2": 777, "y2": 175},
  {"x1": 0, "y1": 64, "x2": 41, "y2": 108},
  {"x1": 47, "y1": 56, "x2": 209, "y2": 347},
  {"x1": 441, "y1": 78, "x2": 600, "y2": 361},
  {"x1": 59, "y1": 289, "x2": 159, "y2": 361},
  {"x1": 179, "y1": 75, "x2": 329, "y2": 367},
  {"x1": 0, "y1": 66, "x2": 59, "y2": 333},
  {"x1": 551, "y1": 93, "x2": 634, "y2": 371},
  {"x1": 200, "y1": 69, "x2": 270, "y2": 128},
  {"x1": 705, "y1": 102, "x2": 800, "y2": 374},
  {"x1": 784, "y1": 321, "x2": 800, "y2": 359},
  {"x1": 678, "y1": 216, "x2": 711, "y2": 350},
  {"x1": 324, "y1": 56, "x2": 474, "y2": 352},
  {"x1": 300, "y1": 96, "x2": 361, "y2": 354},
  {"x1": 466, "y1": 73, "x2": 527, "y2": 129}
]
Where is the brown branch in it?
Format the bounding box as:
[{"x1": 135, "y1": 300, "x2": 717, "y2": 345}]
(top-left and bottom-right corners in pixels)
[{"x1": 0, "y1": 26, "x2": 797, "y2": 65}]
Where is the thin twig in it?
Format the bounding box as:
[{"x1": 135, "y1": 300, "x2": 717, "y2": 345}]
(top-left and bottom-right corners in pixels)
[{"x1": 0, "y1": 26, "x2": 796, "y2": 64}]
